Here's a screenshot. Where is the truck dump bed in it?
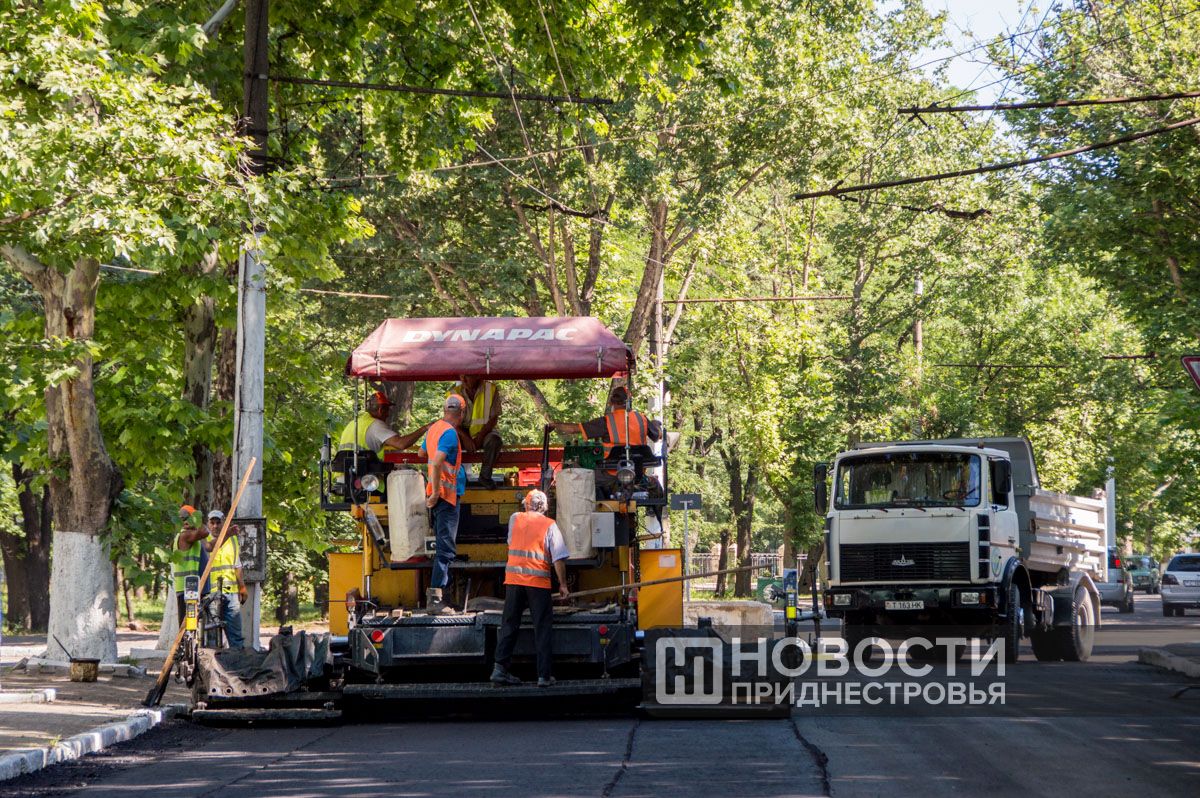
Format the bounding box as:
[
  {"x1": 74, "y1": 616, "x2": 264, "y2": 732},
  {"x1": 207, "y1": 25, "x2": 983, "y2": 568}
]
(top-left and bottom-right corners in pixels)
[{"x1": 1025, "y1": 489, "x2": 1107, "y2": 581}]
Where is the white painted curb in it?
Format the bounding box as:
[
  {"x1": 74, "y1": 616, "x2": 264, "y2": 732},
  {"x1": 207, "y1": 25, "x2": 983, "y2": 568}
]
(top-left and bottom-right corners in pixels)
[
  {"x1": 0, "y1": 689, "x2": 56, "y2": 704},
  {"x1": 1138, "y1": 647, "x2": 1200, "y2": 679},
  {"x1": 0, "y1": 703, "x2": 186, "y2": 781}
]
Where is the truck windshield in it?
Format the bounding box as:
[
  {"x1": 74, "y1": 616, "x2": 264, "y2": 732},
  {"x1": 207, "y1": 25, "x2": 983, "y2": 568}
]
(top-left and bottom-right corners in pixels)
[{"x1": 835, "y1": 452, "x2": 981, "y2": 509}]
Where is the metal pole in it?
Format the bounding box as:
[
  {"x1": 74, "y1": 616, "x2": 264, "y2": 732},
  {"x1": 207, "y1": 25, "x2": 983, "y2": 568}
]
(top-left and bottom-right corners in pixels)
[
  {"x1": 235, "y1": 0, "x2": 268, "y2": 650},
  {"x1": 682, "y1": 503, "x2": 690, "y2": 603}
]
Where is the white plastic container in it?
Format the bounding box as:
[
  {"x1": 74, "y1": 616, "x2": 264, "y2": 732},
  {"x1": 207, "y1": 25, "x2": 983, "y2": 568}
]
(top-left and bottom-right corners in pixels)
[
  {"x1": 387, "y1": 470, "x2": 431, "y2": 562},
  {"x1": 556, "y1": 468, "x2": 597, "y2": 559}
]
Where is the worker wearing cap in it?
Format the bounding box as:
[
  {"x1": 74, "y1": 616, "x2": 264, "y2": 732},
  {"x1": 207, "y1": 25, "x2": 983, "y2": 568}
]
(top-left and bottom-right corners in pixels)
[
  {"x1": 203, "y1": 510, "x2": 246, "y2": 649},
  {"x1": 550, "y1": 385, "x2": 663, "y2": 456},
  {"x1": 170, "y1": 505, "x2": 210, "y2": 629},
  {"x1": 491, "y1": 489, "x2": 570, "y2": 687},
  {"x1": 450, "y1": 375, "x2": 503, "y2": 483},
  {"x1": 338, "y1": 390, "x2": 430, "y2": 457},
  {"x1": 419, "y1": 394, "x2": 467, "y2": 613}
]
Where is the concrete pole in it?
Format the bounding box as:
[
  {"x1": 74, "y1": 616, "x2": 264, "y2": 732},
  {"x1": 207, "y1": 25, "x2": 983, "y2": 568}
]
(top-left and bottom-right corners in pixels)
[
  {"x1": 645, "y1": 275, "x2": 668, "y2": 547},
  {"x1": 236, "y1": 0, "x2": 268, "y2": 648},
  {"x1": 912, "y1": 269, "x2": 924, "y2": 437}
]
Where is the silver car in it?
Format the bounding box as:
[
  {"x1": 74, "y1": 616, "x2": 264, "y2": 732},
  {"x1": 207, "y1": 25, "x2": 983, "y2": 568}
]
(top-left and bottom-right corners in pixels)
[
  {"x1": 1161, "y1": 553, "x2": 1200, "y2": 617},
  {"x1": 1097, "y1": 549, "x2": 1135, "y2": 614}
]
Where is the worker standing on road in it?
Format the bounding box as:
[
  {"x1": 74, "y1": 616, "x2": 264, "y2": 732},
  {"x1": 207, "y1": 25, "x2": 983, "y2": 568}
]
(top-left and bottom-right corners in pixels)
[
  {"x1": 203, "y1": 510, "x2": 246, "y2": 649},
  {"x1": 450, "y1": 375, "x2": 503, "y2": 483},
  {"x1": 338, "y1": 390, "x2": 430, "y2": 457},
  {"x1": 420, "y1": 394, "x2": 467, "y2": 614},
  {"x1": 550, "y1": 386, "x2": 662, "y2": 456},
  {"x1": 491, "y1": 489, "x2": 570, "y2": 688},
  {"x1": 170, "y1": 505, "x2": 210, "y2": 628}
]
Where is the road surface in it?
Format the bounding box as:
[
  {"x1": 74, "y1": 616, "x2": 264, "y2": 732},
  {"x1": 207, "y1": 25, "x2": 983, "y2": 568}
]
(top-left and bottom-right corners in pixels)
[{"x1": 7, "y1": 593, "x2": 1198, "y2": 798}]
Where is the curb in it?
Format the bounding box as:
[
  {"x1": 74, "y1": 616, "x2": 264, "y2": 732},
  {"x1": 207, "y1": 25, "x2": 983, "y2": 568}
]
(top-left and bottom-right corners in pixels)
[
  {"x1": 0, "y1": 689, "x2": 56, "y2": 704},
  {"x1": 0, "y1": 703, "x2": 187, "y2": 782},
  {"x1": 1138, "y1": 647, "x2": 1200, "y2": 679}
]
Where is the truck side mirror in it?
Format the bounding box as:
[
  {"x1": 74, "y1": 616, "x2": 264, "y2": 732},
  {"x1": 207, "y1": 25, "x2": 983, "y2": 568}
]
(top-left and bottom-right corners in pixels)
[
  {"x1": 813, "y1": 463, "x2": 828, "y2": 513},
  {"x1": 993, "y1": 460, "x2": 1012, "y2": 503}
]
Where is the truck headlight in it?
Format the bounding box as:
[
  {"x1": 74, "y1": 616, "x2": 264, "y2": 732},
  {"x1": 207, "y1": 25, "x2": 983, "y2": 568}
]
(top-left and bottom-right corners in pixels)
[
  {"x1": 360, "y1": 474, "x2": 380, "y2": 492},
  {"x1": 958, "y1": 591, "x2": 981, "y2": 605},
  {"x1": 616, "y1": 461, "x2": 635, "y2": 485},
  {"x1": 833, "y1": 593, "x2": 852, "y2": 607}
]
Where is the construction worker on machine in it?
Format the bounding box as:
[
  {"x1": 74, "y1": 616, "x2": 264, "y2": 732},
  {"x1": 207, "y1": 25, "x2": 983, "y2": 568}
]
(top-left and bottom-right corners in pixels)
[
  {"x1": 550, "y1": 385, "x2": 663, "y2": 456},
  {"x1": 338, "y1": 390, "x2": 430, "y2": 457},
  {"x1": 490, "y1": 489, "x2": 570, "y2": 688},
  {"x1": 420, "y1": 393, "x2": 467, "y2": 613},
  {"x1": 449, "y1": 375, "x2": 502, "y2": 483}
]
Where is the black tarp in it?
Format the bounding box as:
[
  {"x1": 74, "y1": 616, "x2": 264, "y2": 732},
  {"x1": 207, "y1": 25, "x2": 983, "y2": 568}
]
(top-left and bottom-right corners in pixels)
[{"x1": 197, "y1": 631, "x2": 331, "y2": 701}]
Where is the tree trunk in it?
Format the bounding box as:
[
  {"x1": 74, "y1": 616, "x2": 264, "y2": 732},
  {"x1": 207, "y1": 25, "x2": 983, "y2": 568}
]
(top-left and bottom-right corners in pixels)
[
  {"x1": 1, "y1": 248, "x2": 122, "y2": 661},
  {"x1": 181, "y1": 248, "x2": 221, "y2": 509},
  {"x1": 715, "y1": 528, "x2": 731, "y2": 595},
  {"x1": 623, "y1": 199, "x2": 670, "y2": 356},
  {"x1": 113, "y1": 563, "x2": 123, "y2": 624},
  {"x1": 0, "y1": 461, "x2": 53, "y2": 631}
]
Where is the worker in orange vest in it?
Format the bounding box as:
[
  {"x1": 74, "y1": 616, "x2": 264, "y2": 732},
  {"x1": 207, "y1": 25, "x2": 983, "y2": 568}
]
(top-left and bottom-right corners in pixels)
[
  {"x1": 551, "y1": 385, "x2": 662, "y2": 457},
  {"x1": 490, "y1": 489, "x2": 570, "y2": 687},
  {"x1": 419, "y1": 393, "x2": 467, "y2": 614}
]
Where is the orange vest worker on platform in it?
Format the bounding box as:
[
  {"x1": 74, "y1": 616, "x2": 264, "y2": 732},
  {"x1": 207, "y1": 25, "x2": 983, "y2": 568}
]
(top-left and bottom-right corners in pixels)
[
  {"x1": 490, "y1": 489, "x2": 570, "y2": 687},
  {"x1": 419, "y1": 393, "x2": 466, "y2": 614}
]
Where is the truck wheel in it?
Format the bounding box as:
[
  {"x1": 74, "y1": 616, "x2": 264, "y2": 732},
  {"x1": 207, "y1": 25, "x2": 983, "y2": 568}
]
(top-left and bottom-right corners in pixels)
[
  {"x1": 1030, "y1": 628, "x2": 1060, "y2": 661},
  {"x1": 1055, "y1": 586, "x2": 1095, "y2": 662},
  {"x1": 1002, "y1": 582, "x2": 1021, "y2": 664},
  {"x1": 1120, "y1": 591, "x2": 1135, "y2": 614},
  {"x1": 843, "y1": 621, "x2": 872, "y2": 663}
]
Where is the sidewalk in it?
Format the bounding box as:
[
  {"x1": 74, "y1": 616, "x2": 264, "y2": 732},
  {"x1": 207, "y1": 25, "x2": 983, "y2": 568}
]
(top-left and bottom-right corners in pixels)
[
  {"x1": 1138, "y1": 641, "x2": 1200, "y2": 679},
  {"x1": 0, "y1": 630, "x2": 193, "y2": 779}
]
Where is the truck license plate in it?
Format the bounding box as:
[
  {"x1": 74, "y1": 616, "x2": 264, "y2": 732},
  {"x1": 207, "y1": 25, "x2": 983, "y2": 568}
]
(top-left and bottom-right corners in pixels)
[
  {"x1": 885, "y1": 600, "x2": 924, "y2": 610},
  {"x1": 1185, "y1": 580, "x2": 1200, "y2": 587}
]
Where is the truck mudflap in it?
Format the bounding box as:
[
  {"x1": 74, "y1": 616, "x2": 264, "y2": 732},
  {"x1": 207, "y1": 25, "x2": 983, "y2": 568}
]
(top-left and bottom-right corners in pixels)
[
  {"x1": 194, "y1": 631, "x2": 333, "y2": 704},
  {"x1": 639, "y1": 627, "x2": 793, "y2": 719}
]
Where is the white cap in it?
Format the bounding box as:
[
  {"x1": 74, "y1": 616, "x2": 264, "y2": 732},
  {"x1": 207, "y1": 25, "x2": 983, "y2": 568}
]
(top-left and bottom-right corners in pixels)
[{"x1": 207, "y1": 510, "x2": 225, "y2": 521}]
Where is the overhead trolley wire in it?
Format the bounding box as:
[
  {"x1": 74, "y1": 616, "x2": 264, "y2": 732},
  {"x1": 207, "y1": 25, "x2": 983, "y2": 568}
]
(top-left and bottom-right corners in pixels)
[{"x1": 792, "y1": 115, "x2": 1200, "y2": 201}]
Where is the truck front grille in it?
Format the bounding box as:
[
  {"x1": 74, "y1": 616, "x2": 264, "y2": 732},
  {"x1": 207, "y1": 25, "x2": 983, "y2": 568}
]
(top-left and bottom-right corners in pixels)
[{"x1": 838, "y1": 542, "x2": 971, "y2": 582}]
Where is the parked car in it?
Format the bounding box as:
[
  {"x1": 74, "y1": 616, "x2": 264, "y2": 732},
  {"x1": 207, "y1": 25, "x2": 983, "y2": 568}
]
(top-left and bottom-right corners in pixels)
[
  {"x1": 1125, "y1": 554, "x2": 1161, "y2": 594},
  {"x1": 1098, "y1": 549, "x2": 1136, "y2": 614},
  {"x1": 1161, "y1": 553, "x2": 1200, "y2": 617}
]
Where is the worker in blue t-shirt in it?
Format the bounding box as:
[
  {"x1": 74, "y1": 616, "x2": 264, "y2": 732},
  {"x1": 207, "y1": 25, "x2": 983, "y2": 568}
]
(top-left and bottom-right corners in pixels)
[{"x1": 419, "y1": 394, "x2": 468, "y2": 613}]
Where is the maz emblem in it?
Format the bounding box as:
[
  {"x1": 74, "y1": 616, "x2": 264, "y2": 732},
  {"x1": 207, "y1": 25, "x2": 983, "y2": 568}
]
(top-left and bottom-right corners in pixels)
[{"x1": 892, "y1": 556, "x2": 915, "y2": 567}]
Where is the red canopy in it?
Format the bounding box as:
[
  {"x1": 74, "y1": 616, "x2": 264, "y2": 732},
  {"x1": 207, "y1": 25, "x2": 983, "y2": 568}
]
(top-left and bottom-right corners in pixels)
[{"x1": 345, "y1": 316, "x2": 633, "y2": 381}]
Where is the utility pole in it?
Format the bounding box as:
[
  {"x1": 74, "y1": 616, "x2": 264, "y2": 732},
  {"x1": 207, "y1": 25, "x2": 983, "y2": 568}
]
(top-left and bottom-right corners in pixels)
[
  {"x1": 235, "y1": 0, "x2": 268, "y2": 648},
  {"x1": 912, "y1": 268, "x2": 924, "y2": 437},
  {"x1": 646, "y1": 272, "x2": 668, "y2": 547}
]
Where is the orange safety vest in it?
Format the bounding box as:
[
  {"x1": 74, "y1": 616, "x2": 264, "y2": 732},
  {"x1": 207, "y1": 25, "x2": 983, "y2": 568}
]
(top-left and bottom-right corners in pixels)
[
  {"x1": 604, "y1": 409, "x2": 648, "y2": 458},
  {"x1": 423, "y1": 420, "x2": 461, "y2": 506},
  {"x1": 505, "y1": 512, "x2": 554, "y2": 589}
]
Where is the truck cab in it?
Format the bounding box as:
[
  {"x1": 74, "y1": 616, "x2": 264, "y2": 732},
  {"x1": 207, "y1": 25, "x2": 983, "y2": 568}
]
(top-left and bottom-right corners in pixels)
[
  {"x1": 820, "y1": 441, "x2": 1018, "y2": 624},
  {"x1": 817, "y1": 437, "x2": 1106, "y2": 663}
]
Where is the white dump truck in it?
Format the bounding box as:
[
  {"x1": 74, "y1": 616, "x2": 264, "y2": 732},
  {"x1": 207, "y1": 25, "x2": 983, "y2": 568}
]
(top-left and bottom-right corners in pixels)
[{"x1": 817, "y1": 438, "x2": 1109, "y2": 662}]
